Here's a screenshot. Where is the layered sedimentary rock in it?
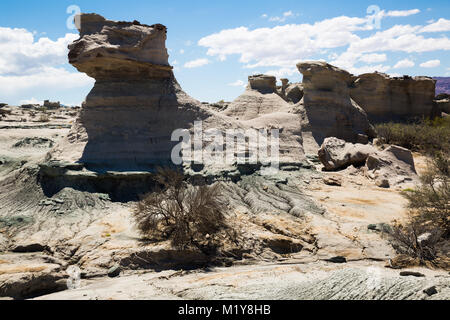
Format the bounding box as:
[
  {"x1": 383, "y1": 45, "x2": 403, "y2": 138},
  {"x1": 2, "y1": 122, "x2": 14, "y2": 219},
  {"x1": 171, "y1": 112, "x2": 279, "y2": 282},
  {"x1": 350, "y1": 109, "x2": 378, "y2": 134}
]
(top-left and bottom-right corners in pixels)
[
  {"x1": 351, "y1": 73, "x2": 438, "y2": 123},
  {"x1": 49, "y1": 14, "x2": 223, "y2": 169},
  {"x1": 297, "y1": 61, "x2": 376, "y2": 146},
  {"x1": 49, "y1": 15, "x2": 306, "y2": 171},
  {"x1": 223, "y1": 75, "x2": 291, "y2": 120}
]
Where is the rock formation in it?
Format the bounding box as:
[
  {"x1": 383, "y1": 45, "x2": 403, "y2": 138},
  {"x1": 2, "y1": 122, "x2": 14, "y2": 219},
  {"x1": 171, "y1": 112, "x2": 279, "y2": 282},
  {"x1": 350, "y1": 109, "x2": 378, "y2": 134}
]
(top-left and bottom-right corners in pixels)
[
  {"x1": 223, "y1": 75, "x2": 292, "y2": 120},
  {"x1": 351, "y1": 73, "x2": 438, "y2": 123},
  {"x1": 366, "y1": 145, "x2": 417, "y2": 188},
  {"x1": 296, "y1": 61, "x2": 376, "y2": 149},
  {"x1": 278, "y1": 79, "x2": 303, "y2": 104},
  {"x1": 436, "y1": 98, "x2": 450, "y2": 114},
  {"x1": 49, "y1": 13, "x2": 224, "y2": 170},
  {"x1": 318, "y1": 137, "x2": 376, "y2": 171},
  {"x1": 43, "y1": 100, "x2": 60, "y2": 109}
]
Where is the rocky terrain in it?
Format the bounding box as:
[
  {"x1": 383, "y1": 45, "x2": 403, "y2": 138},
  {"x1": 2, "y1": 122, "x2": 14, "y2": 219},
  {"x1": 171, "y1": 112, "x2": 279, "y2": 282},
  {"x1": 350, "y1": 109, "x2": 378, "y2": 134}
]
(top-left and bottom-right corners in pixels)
[{"x1": 0, "y1": 14, "x2": 448, "y2": 300}]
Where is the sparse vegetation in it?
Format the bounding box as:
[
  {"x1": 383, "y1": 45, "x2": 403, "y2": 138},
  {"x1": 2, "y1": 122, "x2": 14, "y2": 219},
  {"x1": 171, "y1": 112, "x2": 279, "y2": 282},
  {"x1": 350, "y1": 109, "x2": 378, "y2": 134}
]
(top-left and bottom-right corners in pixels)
[
  {"x1": 375, "y1": 117, "x2": 450, "y2": 153},
  {"x1": 38, "y1": 114, "x2": 50, "y2": 122},
  {"x1": 133, "y1": 168, "x2": 235, "y2": 253},
  {"x1": 390, "y1": 152, "x2": 450, "y2": 269}
]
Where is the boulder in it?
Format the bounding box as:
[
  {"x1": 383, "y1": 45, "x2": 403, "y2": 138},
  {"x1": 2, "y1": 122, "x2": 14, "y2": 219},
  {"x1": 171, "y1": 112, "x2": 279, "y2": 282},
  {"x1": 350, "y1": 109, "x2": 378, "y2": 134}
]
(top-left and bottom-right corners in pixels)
[
  {"x1": 285, "y1": 83, "x2": 304, "y2": 104},
  {"x1": 366, "y1": 145, "x2": 417, "y2": 187},
  {"x1": 351, "y1": 73, "x2": 438, "y2": 123},
  {"x1": 297, "y1": 61, "x2": 376, "y2": 145},
  {"x1": 318, "y1": 137, "x2": 376, "y2": 171},
  {"x1": 436, "y1": 99, "x2": 450, "y2": 114}
]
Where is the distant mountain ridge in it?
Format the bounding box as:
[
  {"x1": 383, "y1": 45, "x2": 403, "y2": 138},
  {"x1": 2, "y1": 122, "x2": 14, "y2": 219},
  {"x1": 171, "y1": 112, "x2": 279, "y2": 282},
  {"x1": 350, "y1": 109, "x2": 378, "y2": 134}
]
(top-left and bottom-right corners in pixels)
[{"x1": 433, "y1": 77, "x2": 450, "y2": 95}]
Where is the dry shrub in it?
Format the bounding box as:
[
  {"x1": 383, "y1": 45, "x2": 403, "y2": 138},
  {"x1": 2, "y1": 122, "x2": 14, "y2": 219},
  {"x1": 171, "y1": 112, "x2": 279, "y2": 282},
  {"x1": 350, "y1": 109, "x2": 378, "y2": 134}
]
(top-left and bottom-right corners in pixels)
[
  {"x1": 389, "y1": 152, "x2": 449, "y2": 269},
  {"x1": 133, "y1": 168, "x2": 234, "y2": 253},
  {"x1": 38, "y1": 114, "x2": 50, "y2": 122}
]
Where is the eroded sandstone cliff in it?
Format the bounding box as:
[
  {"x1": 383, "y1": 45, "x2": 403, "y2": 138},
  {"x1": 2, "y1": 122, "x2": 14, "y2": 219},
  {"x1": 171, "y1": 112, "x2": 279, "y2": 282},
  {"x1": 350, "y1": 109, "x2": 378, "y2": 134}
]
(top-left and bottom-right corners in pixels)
[
  {"x1": 296, "y1": 61, "x2": 376, "y2": 148},
  {"x1": 350, "y1": 72, "x2": 438, "y2": 123}
]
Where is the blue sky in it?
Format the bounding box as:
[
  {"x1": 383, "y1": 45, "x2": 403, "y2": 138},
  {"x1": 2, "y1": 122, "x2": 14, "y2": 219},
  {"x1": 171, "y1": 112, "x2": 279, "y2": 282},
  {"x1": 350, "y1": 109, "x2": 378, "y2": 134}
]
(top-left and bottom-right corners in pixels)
[{"x1": 0, "y1": 0, "x2": 449, "y2": 105}]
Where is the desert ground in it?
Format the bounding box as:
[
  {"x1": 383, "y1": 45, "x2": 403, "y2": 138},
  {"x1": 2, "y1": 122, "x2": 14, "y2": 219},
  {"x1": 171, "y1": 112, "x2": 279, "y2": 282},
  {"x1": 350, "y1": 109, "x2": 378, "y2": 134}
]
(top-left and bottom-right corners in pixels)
[{"x1": 0, "y1": 13, "x2": 448, "y2": 300}]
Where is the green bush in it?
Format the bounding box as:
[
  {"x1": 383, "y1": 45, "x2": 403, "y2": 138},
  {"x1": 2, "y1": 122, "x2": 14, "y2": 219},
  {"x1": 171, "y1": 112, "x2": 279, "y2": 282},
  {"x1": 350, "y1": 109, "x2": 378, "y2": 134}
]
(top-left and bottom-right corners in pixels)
[
  {"x1": 375, "y1": 117, "x2": 450, "y2": 153},
  {"x1": 390, "y1": 152, "x2": 449, "y2": 268}
]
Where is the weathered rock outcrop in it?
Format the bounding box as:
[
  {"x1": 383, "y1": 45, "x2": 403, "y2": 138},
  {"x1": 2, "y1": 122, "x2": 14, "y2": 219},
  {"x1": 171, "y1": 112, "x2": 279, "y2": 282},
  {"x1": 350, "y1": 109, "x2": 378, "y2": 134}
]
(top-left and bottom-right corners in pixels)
[
  {"x1": 351, "y1": 73, "x2": 438, "y2": 123},
  {"x1": 223, "y1": 75, "x2": 291, "y2": 120},
  {"x1": 285, "y1": 83, "x2": 304, "y2": 104},
  {"x1": 297, "y1": 61, "x2": 376, "y2": 146},
  {"x1": 318, "y1": 137, "x2": 376, "y2": 171},
  {"x1": 49, "y1": 14, "x2": 223, "y2": 169},
  {"x1": 436, "y1": 98, "x2": 450, "y2": 114},
  {"x1": 366, "y1": 145, "x2": 417, "y2": 188},
  {"x1": 277, "y1": 79, "x2": 304, "y2": 104}
]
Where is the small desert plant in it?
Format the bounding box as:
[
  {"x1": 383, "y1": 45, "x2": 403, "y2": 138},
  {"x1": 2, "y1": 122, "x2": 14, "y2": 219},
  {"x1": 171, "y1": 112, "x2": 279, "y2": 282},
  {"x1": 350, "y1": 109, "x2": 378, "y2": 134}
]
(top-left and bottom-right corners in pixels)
[
  {"x1": 38, "y1": 114, "x2": 50, "y2": 122},
  {"x1": 133, "y1": 168, "x2": 232, "y2": 252},
  {"x1": 390, "y1": 221, "x2": 443, "y2": 264},
  {"x1": 375, "y1": 117, "x2": 450, "y2": 153},
  {"x1": 389, "y1": 152, "x2": 449, "y2": 268},
  {"x1": 402, "y1": 152, "x2": 450, "y2": 237}
]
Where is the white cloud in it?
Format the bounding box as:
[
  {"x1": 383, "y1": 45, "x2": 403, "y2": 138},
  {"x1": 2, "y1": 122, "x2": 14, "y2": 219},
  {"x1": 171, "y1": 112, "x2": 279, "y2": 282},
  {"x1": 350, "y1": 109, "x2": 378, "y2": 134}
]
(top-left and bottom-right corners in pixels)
[
  {"x1": 200, "y1": 12, "x2": 450, "y2": 76},
  {"x1": 183, "y1": 58, "x2": 210, "y2": 68},
  {"x1": 0, "y1": 27, "x2": 78, "y2": 76},
  {"x1": 421, "y1": 18, "x2": 450, "y2": 32},
  {"x1": 385, "y1": 9, "x2": 420, "y2": 17},
  {"x1": 171, "y1": 60, "x2": 178, "y2": 65},
  {"x1": 359, "y1": 53, "x2": 387, "y2": 63},
  {"x1": 0, "y1": 67, "x2": 93, "y2": 95},
  {"x1": 179, "y1": 49, "x2": 185, "y2": 54},
  {"x1": 420, "y1": 59, "x2": 441, "y2": 68},
  {"x1": 199, "y1": 16, "x2": 369, "y2": 69},
  {"x1": 393, "y1": 58, "x2": 415, "y2": 69},
  {"x1": 266, "y1": 10, "x2": 296, "y2": 22},
  {"x1": 0, "y1": 27, "x2": 93, "y2": 104},
  {"x1": 265, "y1": 67, "x2": 298, "y2": 78},
  {"x1": 19, "y1": 97, "x2": 42, "y2": 105},
  {"x1": 261, "y1": 14, "x2": 268, "y2": 18},
  {"x1": 228, "y1": 80, "x2": 246, "y2": 87}
]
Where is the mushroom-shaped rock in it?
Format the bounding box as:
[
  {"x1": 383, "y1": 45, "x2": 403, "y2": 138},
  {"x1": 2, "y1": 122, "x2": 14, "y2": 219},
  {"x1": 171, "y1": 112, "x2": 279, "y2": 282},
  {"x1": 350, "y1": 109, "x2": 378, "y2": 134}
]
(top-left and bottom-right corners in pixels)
[{"x1": 48, "y1": 14, "x2": 221, "y2": 169}]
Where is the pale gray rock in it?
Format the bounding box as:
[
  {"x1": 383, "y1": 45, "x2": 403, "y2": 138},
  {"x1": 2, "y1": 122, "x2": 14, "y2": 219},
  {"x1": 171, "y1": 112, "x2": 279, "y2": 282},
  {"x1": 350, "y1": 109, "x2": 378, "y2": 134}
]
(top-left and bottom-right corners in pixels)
[
  {"x1": 366, "y1": 145, "x2": 417, "y2": 187},
  {"x1": 318, "y1": 137, "x2": 376, "y2": 171}
]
